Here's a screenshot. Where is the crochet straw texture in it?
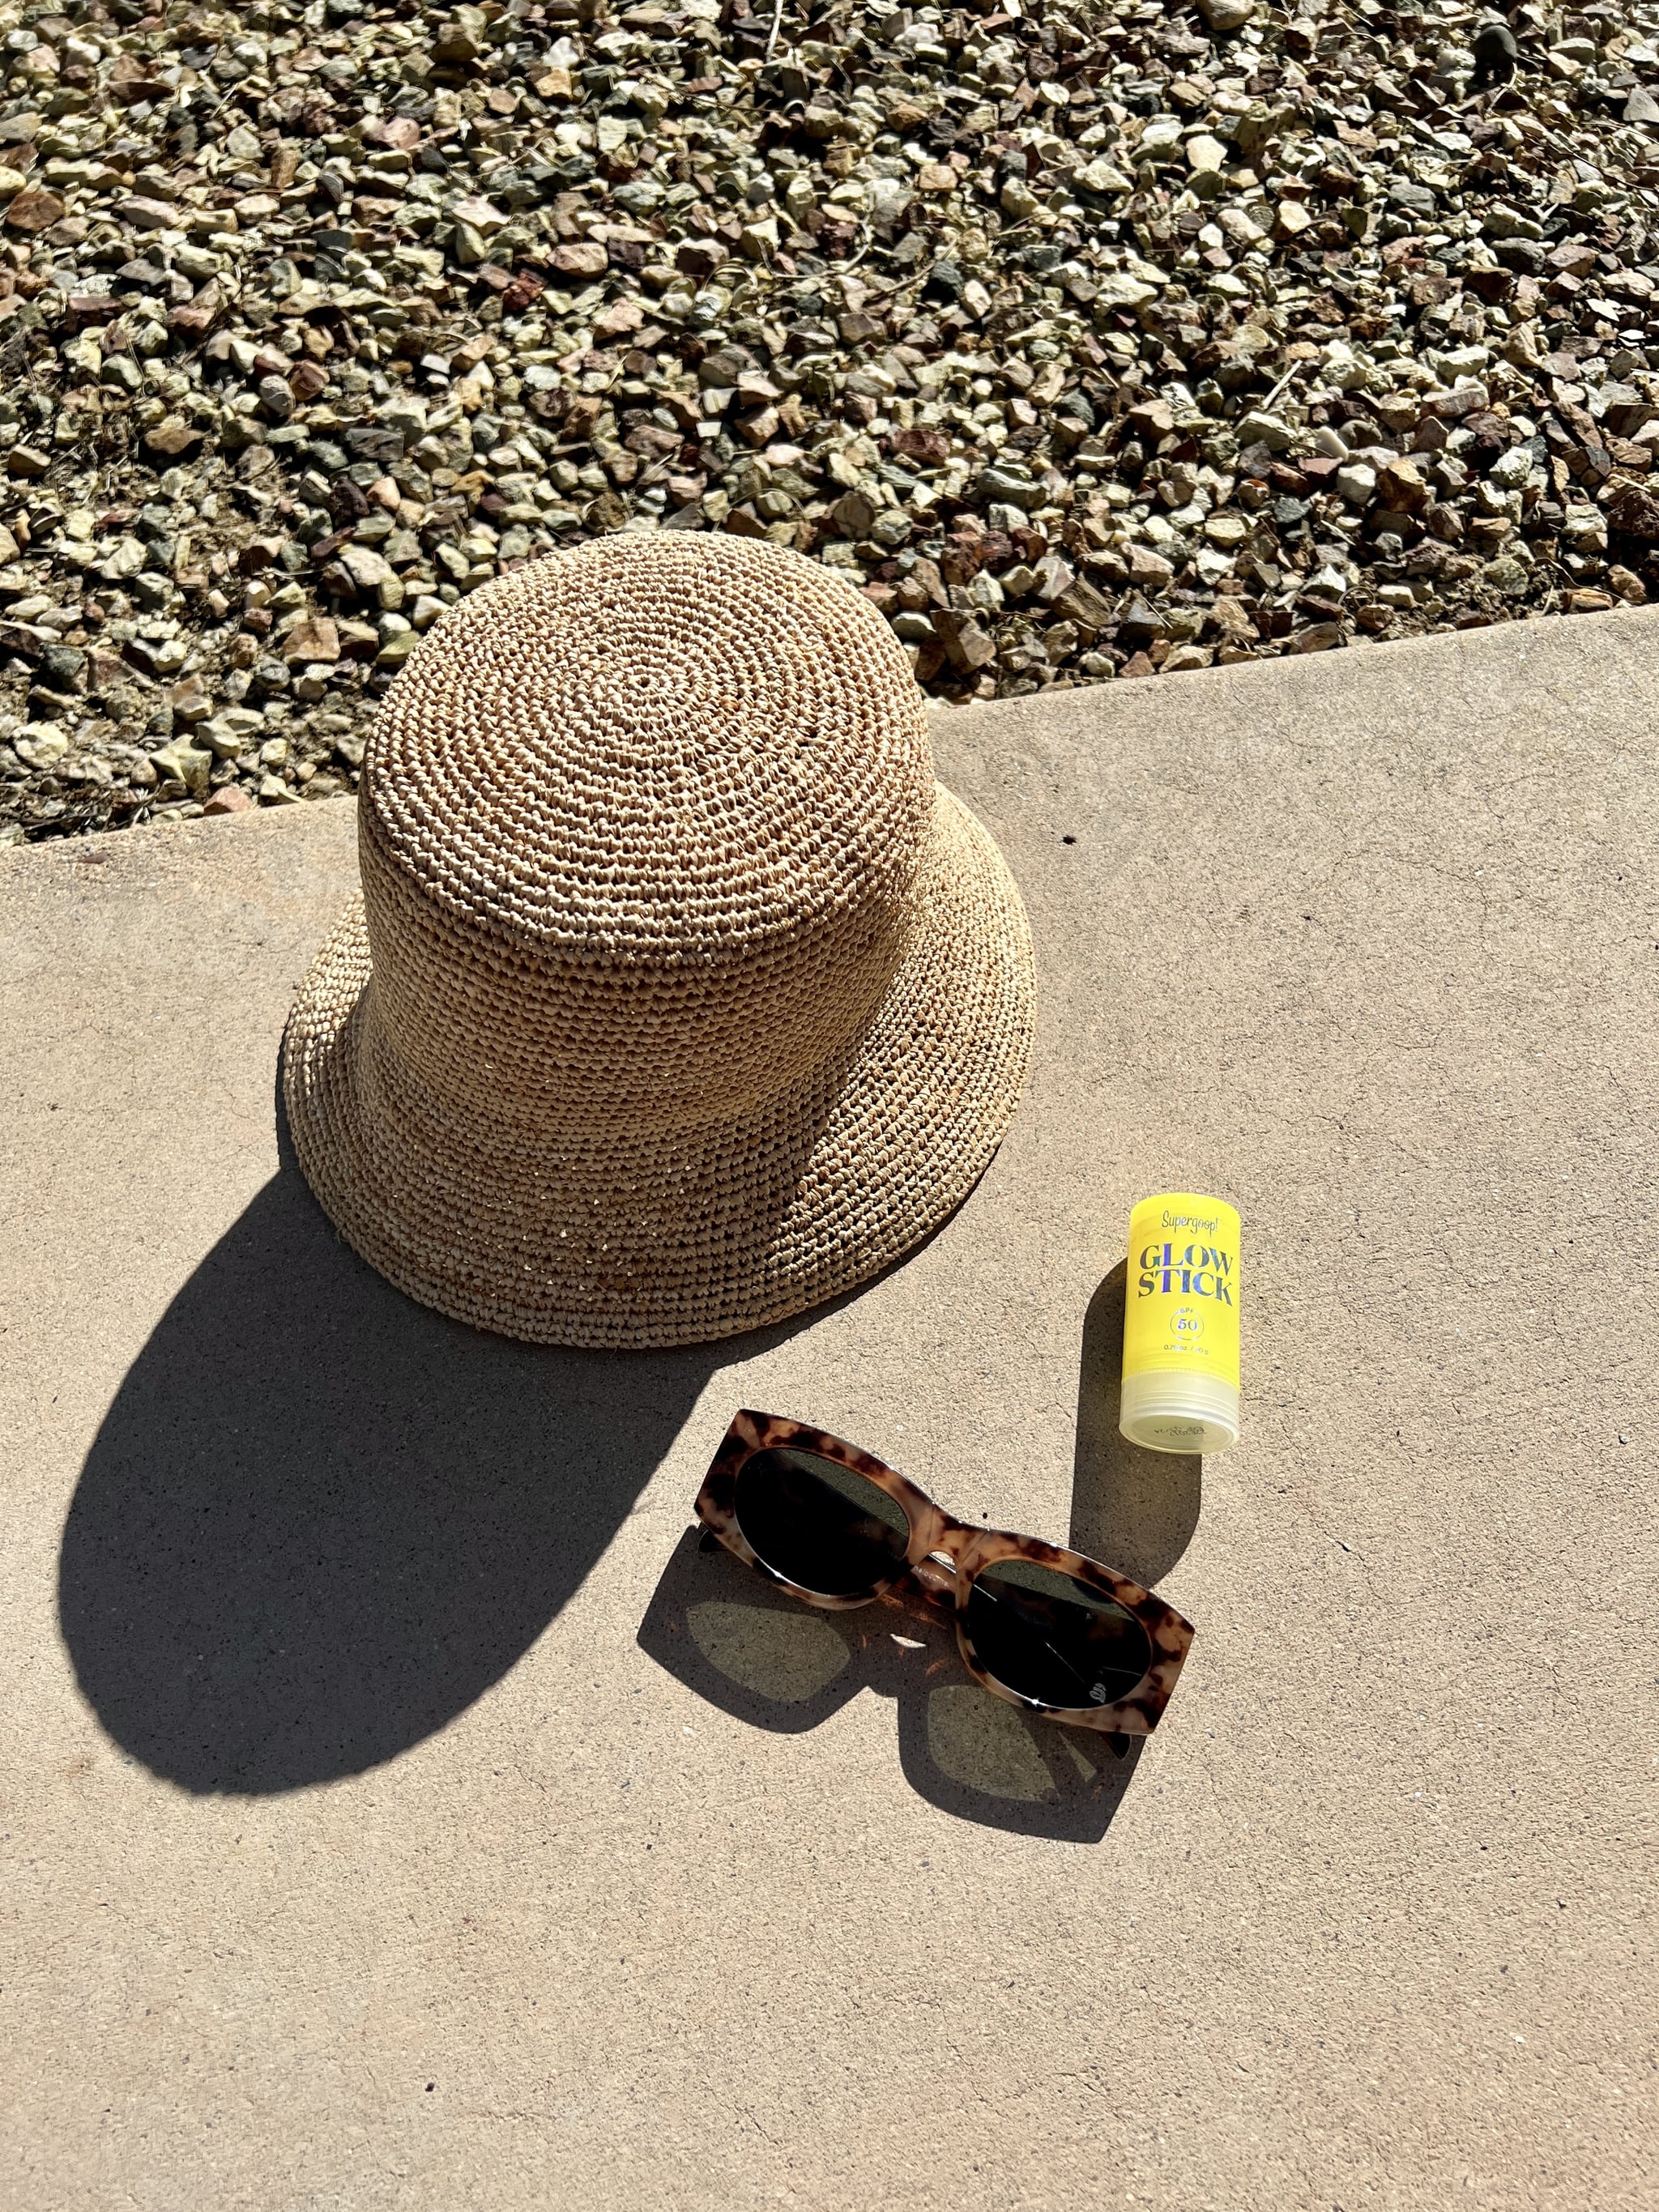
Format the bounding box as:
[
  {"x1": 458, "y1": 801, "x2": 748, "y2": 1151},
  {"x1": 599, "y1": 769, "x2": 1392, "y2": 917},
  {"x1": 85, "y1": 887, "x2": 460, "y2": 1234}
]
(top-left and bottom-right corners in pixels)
[{"x1": 283, "y1": 532, "x2": 1034, "y2": 1347}]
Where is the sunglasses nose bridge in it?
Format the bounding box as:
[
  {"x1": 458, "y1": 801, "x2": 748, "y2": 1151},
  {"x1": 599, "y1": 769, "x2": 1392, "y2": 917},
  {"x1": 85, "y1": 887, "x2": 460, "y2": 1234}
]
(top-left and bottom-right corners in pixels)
[{"x1": 907, "y1": 1549, "x2": 962, "y2": 1604}]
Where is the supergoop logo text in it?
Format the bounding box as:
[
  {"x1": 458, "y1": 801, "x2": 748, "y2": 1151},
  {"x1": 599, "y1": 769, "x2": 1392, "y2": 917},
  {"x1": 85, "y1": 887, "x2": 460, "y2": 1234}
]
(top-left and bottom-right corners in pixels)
[{"x1": 1138, "y1": 1239, "x2": 1235, "y2": 1306}]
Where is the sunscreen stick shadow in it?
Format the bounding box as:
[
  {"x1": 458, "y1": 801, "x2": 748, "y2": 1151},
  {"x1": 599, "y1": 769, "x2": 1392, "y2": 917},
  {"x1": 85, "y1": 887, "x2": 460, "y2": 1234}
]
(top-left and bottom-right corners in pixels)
[{"x1": 1069, "y1": 1261, "x2": 1202, "y2": 1588}]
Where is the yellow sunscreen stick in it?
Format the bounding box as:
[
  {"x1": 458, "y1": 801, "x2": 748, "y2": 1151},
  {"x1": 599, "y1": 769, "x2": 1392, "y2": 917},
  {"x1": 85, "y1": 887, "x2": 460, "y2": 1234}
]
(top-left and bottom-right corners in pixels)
[{"x1": 1120, "y1": 1191, "x2": 1241, "y2": 1455}]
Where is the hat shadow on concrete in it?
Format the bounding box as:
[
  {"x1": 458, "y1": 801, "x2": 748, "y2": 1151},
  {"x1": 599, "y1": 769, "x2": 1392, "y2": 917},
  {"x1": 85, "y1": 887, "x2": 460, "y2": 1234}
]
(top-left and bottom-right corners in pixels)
[
  {"x1": 636, "y1": 1264, "x2": 1201, "y2": 1844},
  {"x1": 56, "y1": 1091, "x2": 803, "y2": 1797}
]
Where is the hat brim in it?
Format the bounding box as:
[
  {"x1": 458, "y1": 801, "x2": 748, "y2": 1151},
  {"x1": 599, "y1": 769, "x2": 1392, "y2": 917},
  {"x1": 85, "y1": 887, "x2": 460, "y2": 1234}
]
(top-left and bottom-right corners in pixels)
[{"x1": 282, "y1": 785, "x2": 1034, "y2": 1349}]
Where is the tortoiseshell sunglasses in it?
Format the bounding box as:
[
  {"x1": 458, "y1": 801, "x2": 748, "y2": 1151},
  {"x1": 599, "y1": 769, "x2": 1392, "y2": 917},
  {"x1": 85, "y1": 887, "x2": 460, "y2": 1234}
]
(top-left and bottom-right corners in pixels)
[{"x1": 694, "y1": 1410, "x2": 1195, "y2": 1737}]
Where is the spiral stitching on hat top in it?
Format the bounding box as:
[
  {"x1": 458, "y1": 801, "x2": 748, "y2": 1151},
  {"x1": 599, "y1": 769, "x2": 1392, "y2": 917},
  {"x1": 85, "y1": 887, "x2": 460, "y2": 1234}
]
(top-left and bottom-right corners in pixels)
[
  {"x1": 357, "y1": 535, "x2": 939, "y2": 1130},
  {"x1": 367, "y1": 533, "x2": 932, "y2": 962}
]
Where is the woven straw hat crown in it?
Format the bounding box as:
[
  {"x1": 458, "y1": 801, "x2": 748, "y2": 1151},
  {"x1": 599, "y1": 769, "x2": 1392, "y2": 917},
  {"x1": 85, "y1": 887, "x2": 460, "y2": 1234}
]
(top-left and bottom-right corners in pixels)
[
  {"x1": 361, "y1": 533, "x2": 934, "y2": 1135},
  {"x1": 284, "y1": 533, "x2": 1034, "y2": 1347}
]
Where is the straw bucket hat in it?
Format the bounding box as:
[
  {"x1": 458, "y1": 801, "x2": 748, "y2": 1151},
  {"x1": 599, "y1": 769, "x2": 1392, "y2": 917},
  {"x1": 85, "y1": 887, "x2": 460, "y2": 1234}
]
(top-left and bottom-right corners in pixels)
[{"x1": 283, "y1": 533, "x2": 1034, "y2": 1348}]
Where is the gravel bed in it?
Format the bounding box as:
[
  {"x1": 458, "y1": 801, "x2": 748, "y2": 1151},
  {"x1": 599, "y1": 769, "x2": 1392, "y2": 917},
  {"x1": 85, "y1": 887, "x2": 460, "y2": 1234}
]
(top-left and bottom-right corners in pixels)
[{"x1": 2, "y1": 0, "x2": 1659, "y2": 841}]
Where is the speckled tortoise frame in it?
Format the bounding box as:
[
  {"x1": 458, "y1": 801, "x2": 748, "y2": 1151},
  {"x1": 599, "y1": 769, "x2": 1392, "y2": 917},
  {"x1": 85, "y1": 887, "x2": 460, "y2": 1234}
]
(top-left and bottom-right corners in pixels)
[{"x1": 694, "y1": 1409, "x2": 1195, "y2": 1737}]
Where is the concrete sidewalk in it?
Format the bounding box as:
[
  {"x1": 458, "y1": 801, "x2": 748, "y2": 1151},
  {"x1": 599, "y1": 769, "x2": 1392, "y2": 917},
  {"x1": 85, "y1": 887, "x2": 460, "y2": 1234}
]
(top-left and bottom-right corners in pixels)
[{"x1": 2, "y1": 612, "x2": 1653, "y2": 2210}]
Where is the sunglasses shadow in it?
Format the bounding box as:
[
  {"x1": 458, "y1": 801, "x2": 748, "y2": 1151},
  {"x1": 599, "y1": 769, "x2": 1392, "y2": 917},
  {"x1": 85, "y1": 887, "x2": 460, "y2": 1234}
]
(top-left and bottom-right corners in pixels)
[{"x1": 637, "y1": 1529, "x2": 1143, "y2": 1843}]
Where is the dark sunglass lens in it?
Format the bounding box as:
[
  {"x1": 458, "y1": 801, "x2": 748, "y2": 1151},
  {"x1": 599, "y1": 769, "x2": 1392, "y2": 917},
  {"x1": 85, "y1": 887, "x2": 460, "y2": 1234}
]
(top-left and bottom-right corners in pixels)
[
  {"x1": 733, "y1": 1447, "x2": 911, "y2": 1597},
  {"x1": 966, "y1": 1561, "x2": 1153, "y2": 1711}
]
